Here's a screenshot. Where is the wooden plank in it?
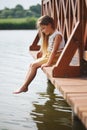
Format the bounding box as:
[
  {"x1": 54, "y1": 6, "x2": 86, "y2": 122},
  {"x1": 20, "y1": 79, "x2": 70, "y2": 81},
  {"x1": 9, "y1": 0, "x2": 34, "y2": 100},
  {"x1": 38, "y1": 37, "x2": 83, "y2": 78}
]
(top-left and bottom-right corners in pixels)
[
  {"x1": 67, "y1": 96, "x2": 87, "y2": 113},
  {"x1": 59, "y1": 86, "x2": 87, "y2": 99},
  {"x1": 55, "y1": 77, "x2": 87, "y2": 86},
  {"x1": 66, "y1": 93, "x2": 87, "y2": 105},
  {"x1": 43, "y1": 66, "x2": 87, "y2": 91}
]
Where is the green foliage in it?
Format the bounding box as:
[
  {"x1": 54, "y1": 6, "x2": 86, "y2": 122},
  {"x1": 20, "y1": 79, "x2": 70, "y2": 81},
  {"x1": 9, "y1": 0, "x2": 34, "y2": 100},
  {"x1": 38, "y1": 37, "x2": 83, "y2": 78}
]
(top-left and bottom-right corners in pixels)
[
  {"x1": 0, "y1": 4, "x2": 41, "y2": 29},
  {"x1": 0, "y1": 4, "x2": 41, "y2": 18},
  {"x1": 15, "y1": 5, "x2": 24, "y2": 10},
  {"x1": 29, "y1": 4, "x2": 41, "y2": 17},
  {"x1": 0, "y1": 17, "x2": 37, "y2": 29}
]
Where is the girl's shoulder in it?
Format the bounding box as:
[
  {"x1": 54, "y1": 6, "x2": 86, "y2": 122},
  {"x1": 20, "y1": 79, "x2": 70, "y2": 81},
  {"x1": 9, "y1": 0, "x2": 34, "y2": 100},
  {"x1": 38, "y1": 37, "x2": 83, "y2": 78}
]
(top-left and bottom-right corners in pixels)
[
  {"x1": 55, "y1": 30, "x2": 63, "y2": 36},
  {"x1": 49, "y1": 30, "x2": 63, "y2": 39}
]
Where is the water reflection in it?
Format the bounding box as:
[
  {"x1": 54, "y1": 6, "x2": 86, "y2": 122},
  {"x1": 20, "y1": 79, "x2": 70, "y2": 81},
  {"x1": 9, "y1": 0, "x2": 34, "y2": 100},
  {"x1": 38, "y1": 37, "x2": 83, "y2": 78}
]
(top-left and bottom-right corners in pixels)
[
  {"x1": 72, "y1": 115, "x2": 86, "y2": 130},
  {"x1": 31, "y1": 80, "x2": 72, "y2": 130}
]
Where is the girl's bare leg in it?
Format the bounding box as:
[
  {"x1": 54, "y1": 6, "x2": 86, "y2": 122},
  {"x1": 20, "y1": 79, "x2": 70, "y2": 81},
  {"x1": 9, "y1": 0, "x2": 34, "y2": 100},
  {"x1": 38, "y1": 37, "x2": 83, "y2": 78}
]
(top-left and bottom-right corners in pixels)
[
  {"x1": 13, "y1": 57, "x2": 47, "y2": 94},
  {"x1": 13, "y1": 64, "x2": 39, "y2": 94}
]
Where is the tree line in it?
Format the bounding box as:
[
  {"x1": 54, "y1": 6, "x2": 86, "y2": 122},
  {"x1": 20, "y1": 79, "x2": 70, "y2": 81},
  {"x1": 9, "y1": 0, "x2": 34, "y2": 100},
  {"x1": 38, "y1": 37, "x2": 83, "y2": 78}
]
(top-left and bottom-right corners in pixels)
[
  {"x1": 0, "y1": 4, "x2": 41, "y2": 29},
  {"x1": 0, "y1": 4, "x2": 41, "y2": 18}
]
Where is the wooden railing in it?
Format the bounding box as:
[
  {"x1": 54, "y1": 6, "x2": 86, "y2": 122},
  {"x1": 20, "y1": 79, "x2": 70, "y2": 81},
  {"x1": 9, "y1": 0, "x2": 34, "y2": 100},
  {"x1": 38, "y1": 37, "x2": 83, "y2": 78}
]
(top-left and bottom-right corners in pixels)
[{"x1": 29, "y1": 0, "x2": 87, "y2": 77}]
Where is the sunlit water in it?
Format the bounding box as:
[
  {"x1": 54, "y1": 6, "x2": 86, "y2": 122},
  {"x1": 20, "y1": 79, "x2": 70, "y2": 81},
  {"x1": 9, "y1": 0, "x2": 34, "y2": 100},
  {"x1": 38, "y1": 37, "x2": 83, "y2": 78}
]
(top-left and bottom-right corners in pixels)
[{"x1": 0, "y1": 30, "x2": 86, "y2": 130}]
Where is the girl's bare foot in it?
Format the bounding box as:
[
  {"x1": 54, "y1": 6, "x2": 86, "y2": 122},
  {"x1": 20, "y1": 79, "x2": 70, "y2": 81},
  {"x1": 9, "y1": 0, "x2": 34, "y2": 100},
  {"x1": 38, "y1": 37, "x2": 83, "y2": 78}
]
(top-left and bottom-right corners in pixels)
[{"x1": 13, "y1": 86, "x2": 28, "y2": 94}]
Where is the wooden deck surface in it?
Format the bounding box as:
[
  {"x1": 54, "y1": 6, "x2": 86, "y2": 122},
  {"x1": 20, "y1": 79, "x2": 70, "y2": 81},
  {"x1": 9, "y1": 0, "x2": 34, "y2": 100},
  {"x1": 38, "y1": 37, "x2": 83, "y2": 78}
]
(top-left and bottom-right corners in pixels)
[
  {"x1": 43, "y1": 67, "x2": 87, "y2": 128},
  {"x1": 30, "y1": 51, "x2": 87, "y2": 129}
]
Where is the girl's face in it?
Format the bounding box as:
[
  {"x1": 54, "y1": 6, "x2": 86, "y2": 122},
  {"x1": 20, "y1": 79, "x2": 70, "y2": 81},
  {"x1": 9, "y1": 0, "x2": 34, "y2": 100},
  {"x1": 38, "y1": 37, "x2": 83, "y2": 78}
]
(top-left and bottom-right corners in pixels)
[{"x1": 40, "y1": 24, "x2": 53, "y2": 35}]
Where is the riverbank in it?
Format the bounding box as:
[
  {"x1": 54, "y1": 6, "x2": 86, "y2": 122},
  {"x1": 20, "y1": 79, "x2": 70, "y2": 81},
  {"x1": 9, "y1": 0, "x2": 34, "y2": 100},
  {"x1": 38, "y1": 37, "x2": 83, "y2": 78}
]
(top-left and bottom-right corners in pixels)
[{"x1": 0, "y1": 17, "x2": 37, "y2": 29}]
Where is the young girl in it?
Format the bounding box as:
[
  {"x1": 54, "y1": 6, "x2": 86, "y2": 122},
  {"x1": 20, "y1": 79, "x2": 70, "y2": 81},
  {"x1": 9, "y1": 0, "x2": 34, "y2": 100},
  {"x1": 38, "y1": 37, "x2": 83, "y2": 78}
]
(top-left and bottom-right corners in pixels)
[{"x1": 14, "y1": 15, "x2": 65, "y2": 94}]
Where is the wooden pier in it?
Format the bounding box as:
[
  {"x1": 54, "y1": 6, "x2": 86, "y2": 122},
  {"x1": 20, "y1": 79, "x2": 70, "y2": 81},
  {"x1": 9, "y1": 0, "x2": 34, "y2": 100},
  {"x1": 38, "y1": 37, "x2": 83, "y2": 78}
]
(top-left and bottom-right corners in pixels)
[{"x1": 29, "y1": 0, "x2": 87, "y2": 129}]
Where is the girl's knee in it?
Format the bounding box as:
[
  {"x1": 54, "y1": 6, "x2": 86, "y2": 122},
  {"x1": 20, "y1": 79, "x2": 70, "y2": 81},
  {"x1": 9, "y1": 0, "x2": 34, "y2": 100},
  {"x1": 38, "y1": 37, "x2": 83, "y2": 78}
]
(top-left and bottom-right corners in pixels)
[{"x1": 30, "y1": 63, "x2": 38, "y2": 69}]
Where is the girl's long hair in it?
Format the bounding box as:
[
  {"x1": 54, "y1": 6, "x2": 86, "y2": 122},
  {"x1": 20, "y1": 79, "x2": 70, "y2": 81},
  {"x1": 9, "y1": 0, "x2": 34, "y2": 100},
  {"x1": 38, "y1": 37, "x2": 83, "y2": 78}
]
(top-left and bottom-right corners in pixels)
[
  {"x1": 37, "y1": 15, "x2": 55, "y2": 56},
  {"x1": 40, "y1": 32, "x2": 49, "y2": 55}
]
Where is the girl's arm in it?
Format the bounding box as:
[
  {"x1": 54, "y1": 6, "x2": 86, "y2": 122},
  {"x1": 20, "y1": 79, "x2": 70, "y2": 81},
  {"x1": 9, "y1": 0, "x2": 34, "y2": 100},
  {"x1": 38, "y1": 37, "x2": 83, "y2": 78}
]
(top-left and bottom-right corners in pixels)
[
  {"x1": 41, "y1": 34, "x2": 62, "y2": 68},
  {"x1": 37, "y1": 50, "x2": 43, "y2": 58}
]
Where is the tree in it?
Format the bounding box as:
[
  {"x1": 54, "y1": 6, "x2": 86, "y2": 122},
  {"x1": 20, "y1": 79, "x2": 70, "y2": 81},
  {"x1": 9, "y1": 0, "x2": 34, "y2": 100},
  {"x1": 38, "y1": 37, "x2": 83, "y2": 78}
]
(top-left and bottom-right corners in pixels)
[
  {"x1": 15, "y1": 5, "x2": 24, "y2": 10},
  {"x1": 0, "y1": 4, "x2": 41, "y2": 18},
  {"x1": 14, "y1": 10, "x2": 24, "y2": 18},
  {"x1": 0, "y1": 8, "x2": 11, "y2": 18},
  {"x1": 29, "y1": 4, "x2": 41, "y2": 15}
]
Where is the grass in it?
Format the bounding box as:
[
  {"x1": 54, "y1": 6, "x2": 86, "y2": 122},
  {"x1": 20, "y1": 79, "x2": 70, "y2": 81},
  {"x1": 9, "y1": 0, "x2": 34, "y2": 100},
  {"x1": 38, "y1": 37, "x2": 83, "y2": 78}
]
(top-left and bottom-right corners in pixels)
[
  {"x1": 0, "y1": 17, "x2": 38, "y2": 29},
  {"x1": 0, "y1": 17, "x2": 37, "y2": 23}
]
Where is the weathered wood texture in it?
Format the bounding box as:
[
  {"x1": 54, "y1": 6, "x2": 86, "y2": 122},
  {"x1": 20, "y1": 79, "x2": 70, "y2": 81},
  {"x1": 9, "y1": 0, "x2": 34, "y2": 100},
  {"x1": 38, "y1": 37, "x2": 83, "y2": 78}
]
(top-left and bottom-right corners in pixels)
[
  {"x1": 42, "y1": 66, "x2": 87, "y2": 129},
  {"x1": 29, "y1": 0, "x2": 87, "y2": 128},
  {"x1": 29, "y1": 0, "x2": 87, "y2": 77}
]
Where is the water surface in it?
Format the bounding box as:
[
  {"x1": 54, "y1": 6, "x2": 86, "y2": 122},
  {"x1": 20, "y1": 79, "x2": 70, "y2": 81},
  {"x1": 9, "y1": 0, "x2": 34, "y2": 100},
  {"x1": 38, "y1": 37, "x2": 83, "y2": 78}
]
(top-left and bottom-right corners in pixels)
[{"x1": 0, "y1": 30, "x2": 85, "y2": 130}]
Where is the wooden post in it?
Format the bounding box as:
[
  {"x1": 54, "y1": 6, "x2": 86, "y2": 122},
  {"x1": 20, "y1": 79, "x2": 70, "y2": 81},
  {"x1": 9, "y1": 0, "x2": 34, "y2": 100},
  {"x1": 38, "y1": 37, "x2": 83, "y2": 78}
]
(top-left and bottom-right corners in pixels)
[
  {"x1": 52, "y1": 22, "x2": 81, "y2": 77},
  {"x1": 29, "y1": 33, "x2": 40, "y2": 51}
]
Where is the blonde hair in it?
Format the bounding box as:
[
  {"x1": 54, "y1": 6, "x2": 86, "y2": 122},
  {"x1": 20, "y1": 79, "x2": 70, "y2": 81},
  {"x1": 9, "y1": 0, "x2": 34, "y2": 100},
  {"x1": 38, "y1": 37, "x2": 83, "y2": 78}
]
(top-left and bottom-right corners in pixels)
[
  {"x1": 37, "y1": 15, "x2": 55, "y2": 55},
  {"x1": 41, "y1": 33, "x2": 49, "y2": 55}
]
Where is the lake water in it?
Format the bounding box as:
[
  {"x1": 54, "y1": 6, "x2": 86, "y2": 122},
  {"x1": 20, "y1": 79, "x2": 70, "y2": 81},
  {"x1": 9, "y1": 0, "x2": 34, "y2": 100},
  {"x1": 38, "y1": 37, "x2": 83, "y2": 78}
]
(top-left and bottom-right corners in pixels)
[{"x1": 0, "y1": 30, "x2": 86, "y2": 130}]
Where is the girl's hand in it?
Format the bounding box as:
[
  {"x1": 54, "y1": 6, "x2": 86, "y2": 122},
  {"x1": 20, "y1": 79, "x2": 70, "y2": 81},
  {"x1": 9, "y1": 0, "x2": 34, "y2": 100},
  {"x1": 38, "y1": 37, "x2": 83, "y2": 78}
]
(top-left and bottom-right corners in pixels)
[
  {"x1": 37, "y1": 51, "x2": 42, "y2": 58},
  {"x1": 41, "y1": 63, "x2": 50, "y2": 69}
]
